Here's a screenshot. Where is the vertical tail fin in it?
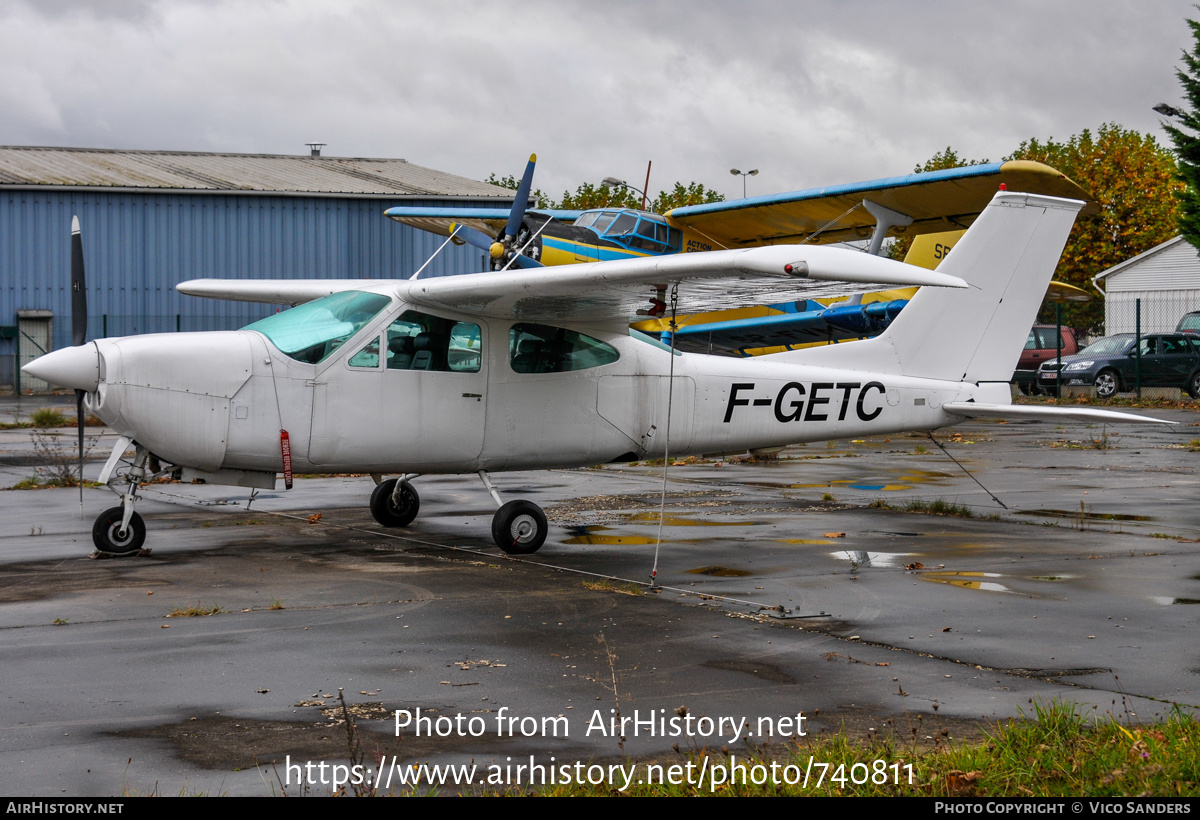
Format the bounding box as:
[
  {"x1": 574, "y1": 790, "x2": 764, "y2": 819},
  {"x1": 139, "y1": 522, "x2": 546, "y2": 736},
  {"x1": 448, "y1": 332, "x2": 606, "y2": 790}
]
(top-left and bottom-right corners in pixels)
[{"x1": 784, "y1": 191, "x2": 1083, "y2": 382}]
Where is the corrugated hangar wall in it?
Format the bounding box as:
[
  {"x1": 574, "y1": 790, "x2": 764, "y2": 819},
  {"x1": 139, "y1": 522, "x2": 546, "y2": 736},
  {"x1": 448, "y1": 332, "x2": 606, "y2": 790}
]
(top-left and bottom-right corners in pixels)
[{"x1": 0, "y1": 190, "x2": 486, "y2": 387}]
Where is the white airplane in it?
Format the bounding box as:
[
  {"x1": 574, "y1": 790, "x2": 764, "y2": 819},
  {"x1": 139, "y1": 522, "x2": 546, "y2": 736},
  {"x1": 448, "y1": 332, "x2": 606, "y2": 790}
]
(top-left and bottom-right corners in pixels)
[{"x1": 24, "y1": 191, "x2": 1168, "y2": 556}]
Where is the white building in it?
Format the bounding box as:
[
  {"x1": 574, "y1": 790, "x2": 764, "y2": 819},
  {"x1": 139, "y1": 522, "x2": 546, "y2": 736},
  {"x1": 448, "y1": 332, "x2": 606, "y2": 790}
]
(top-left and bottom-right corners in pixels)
[{"x1": 1092, "y1": 236, "x2": 1200, "y2": 334}]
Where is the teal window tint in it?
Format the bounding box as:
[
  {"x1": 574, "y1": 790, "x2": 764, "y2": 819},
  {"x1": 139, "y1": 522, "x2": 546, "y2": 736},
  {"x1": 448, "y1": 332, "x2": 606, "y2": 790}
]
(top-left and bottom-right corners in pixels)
[
  {"x1": 509, "y1": 324, "x2": 619, "y2": 373},
  {"x1": 348, "y1": 335, "x2": 381, "y2": 368},
  {"x1": 384, "y1": 310, "x2": 481, "y2": 373},
  {"x1": 244, "y1": 291, "x2": 391, "y2": 364}
]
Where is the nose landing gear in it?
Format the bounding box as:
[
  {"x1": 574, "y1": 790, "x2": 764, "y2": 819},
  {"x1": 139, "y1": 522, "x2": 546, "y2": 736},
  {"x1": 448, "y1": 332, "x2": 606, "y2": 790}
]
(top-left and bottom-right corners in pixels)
[{"x1": 92, "y1": 441, "x2": 168, "y2": 556}]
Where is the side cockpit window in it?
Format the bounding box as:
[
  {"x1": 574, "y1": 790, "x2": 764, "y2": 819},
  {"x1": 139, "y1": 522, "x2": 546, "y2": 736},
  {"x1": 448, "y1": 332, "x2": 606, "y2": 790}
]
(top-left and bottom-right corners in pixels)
[
  {"x1": 509, "y1": 324, "x2": 619, "y2": 373},
  {"x1": 384, "y1": 311, "x2": 481, "y2": 372}
]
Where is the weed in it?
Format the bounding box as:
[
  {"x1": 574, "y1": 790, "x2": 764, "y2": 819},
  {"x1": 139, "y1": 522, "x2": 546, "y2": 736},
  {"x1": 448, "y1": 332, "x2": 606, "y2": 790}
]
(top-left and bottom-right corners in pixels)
[
  {"x1": 166, "y1": 602, "x2": 225, "y2": 617},
  {"x1": 53, "y1": 617, "x2": 68, "y2": 626},
  {"x1": 903, "y1": 498, "x2": 975, "y2": 518},
  {"x1": 868, "y1": 498, "x2": 891, "y2": 509},
  {"x1": 913, "y1": 444, "x2": 929, "y2": 455},
  {"x1": 28, "y1": 425, "x2": 98, "y2": 487},
  {"x1": 582, "y1": 579, "x2": 642, "y2": 596},
  {"x1": 1186, "y1": 438, "x2": 1200, "y2": 452},
  {"x1": 268, "y1": 598, "x2": 285, "y2": 610},
  {"x1": 821, "y1": 492, "x2": 835, "y2": 502},
  {"x1": 30, "y1": 408, "x2": 69, "y2": 428}
]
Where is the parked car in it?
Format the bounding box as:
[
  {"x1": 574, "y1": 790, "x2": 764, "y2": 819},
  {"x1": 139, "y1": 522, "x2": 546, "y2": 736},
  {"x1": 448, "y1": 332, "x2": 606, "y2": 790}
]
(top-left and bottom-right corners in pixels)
[
  {"x1": 1013, "y1": 325, "x2": 1080, "y2": 394},
  {"x1": 1176, "y1": 310, "x2": 1200, "y2": 336},
  {"x1": 1037, "y1": 333, "x2": 1200, "y2": 398}
]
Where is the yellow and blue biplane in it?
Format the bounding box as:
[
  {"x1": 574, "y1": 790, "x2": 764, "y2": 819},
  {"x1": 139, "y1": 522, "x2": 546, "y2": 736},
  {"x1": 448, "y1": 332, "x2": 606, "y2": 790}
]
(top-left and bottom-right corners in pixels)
[{"x1": 386, "y1": 155, "x2": 1095, "y2": 355}]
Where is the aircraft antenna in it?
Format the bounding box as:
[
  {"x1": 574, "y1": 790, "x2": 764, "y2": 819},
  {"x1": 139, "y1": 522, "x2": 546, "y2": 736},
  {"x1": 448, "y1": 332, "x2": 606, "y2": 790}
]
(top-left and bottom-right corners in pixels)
[
  {"x1": 925, "y1": 432, "x2": 1008, "y2": 509},
  {"x1": 649, "y1": 284, "x2": 680, "y2": 590}
]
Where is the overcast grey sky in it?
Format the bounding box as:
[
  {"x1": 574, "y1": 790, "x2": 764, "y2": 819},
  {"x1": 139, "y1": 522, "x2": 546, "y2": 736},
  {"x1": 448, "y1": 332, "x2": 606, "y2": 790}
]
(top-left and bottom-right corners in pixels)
[{"x1": 1, "y1": 0, "x2": 1195, "y2": 200}]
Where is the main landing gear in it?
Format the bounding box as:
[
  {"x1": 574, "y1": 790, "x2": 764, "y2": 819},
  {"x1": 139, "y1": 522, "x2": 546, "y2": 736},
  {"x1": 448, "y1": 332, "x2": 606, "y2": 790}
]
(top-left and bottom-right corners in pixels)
[{"x1": 368, "y1": 471, "x2": 549, "y2": 555}]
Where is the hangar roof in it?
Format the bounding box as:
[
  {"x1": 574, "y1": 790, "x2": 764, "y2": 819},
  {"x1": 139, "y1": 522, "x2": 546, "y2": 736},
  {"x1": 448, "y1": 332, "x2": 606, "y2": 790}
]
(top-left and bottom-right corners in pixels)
[{"x1": 0, "y1": 145, "x2": 512, "y2": 201}]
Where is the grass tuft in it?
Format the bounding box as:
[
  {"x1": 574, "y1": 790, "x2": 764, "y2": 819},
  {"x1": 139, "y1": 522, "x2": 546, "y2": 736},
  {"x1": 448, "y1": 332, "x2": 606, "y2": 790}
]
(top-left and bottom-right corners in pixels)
[{"x1": 166, "y1": 602, "x2": 225, "y2": 618}]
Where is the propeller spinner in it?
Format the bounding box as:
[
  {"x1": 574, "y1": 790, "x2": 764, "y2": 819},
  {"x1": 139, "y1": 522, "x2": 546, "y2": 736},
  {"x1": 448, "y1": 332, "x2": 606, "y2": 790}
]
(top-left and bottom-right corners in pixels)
[{"x1": 455, "y1": 153, "x2": 545, "y2": 271}]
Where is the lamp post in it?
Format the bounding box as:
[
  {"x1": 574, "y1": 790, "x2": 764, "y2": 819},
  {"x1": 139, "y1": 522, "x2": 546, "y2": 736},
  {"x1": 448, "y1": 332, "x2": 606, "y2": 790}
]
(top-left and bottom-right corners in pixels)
[
  {"x1": 730, "y1": 168, "x2": 758, "y2": 198},
  {"x1": 601, "y1": 177, "x2": 647, "y2": 208}
]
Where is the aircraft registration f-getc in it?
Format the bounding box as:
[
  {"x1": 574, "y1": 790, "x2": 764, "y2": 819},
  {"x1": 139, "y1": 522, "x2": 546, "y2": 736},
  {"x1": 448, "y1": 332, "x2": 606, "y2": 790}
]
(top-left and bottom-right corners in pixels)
[{"x1": 25, "y1": 191, "x2": 1168, "y2": 557}]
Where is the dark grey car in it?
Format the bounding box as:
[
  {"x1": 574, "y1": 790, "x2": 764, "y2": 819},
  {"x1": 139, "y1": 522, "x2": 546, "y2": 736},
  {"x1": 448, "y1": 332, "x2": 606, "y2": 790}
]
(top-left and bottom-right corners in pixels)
[{"x1": 1037, "y1": 333, "x2": 1200, "y2": 398}]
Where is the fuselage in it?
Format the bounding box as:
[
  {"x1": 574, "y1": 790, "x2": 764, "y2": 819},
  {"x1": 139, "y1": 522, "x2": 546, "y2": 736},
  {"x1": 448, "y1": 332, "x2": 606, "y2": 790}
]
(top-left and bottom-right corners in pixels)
[{"x1": 74, "y1": 291, "x2": 979, "y2": 484}]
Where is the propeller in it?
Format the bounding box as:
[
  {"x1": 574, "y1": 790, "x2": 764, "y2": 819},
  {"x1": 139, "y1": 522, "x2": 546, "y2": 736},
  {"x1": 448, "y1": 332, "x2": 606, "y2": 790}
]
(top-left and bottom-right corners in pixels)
[
  {"x1": 455, "y1": 154, "x2": 545, "y2": 270},
  {"x1": 70, "y1": 216, "x2": 87, "y2": 509}
]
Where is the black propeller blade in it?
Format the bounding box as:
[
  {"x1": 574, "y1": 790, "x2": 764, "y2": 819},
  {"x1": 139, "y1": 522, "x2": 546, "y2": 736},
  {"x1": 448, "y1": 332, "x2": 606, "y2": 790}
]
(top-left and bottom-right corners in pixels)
[
  {"x1": 71, "y1": 216, "x2": 87, "y2": 508},
  {"x1": 486, "y1": 154, "x2": 544, "y2": 271}
]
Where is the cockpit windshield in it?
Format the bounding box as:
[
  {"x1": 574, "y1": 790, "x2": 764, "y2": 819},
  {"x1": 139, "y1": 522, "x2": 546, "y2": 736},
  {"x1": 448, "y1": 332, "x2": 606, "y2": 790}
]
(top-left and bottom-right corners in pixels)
[
  {"x1": 573, "y1": 209, "x2": 682, "y2": 254},
  {"x1": 244, "y1": 290, "x2": 392, "y2": 364}
]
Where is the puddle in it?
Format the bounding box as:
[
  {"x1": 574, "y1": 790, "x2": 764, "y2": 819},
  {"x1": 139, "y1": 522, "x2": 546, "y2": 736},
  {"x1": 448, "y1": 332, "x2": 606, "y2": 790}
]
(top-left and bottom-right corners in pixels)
[
  {"x1": 1017, "y1": 509, "x2": 1154, "y2": 522},
  {"x1": 922, "y1": 571, "x2": 1012, "y2": 593},
  {"x1": 624, "y1": 512, "x2": 754, "y2": 526},
  {"x1": 921, "y1": 571, "x2": 1078, "y2": 594},
  {"x1": 687, "y1": 566, "x2": 753, "y2": 577},
  {"x1": 829, "y1": 550, "x2": 911, "y2": 568},
  {"x1": 790, "y1": 481, "x2": 913, "y2": 491},
  {"x1": 563, "y1": 524, "x2": 701, "y2": 546},
  {"x1": 1151, "y1": 597, "x2": 1200, "y2": 606}
]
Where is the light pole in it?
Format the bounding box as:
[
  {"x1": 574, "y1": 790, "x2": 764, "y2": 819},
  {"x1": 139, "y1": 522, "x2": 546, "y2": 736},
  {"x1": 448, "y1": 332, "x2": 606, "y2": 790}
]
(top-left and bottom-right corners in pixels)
[
  {"x1": 601, "y1": 177, "x2": 647, "y2": 208},
  {"x1": 730, "y1": 168, "x2": 758, "y2": 198}
]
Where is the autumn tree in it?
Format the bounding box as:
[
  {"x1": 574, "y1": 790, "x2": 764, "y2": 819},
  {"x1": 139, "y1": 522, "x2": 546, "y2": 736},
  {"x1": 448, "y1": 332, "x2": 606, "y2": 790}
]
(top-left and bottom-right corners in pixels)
[
  {"x1": 1162, "y1": 14, "x2": 1200, "y2": 248},
  {"x1": 1007, "y1": 124, "x2": 1182, "y2": 332}
]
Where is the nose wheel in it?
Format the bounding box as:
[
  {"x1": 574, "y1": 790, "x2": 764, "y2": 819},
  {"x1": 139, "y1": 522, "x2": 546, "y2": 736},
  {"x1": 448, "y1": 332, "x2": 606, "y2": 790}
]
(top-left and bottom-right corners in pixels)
[
  {"x1": 92, "y1": 507, "x2": 146, "y2": 555},
  {"x1": 369, "y1": 478, "x2": 420, "y2": 527}
]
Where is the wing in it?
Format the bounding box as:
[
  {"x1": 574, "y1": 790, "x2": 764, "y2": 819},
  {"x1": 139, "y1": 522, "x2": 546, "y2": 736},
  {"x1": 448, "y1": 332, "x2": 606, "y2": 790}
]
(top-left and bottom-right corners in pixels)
[
  {"x1": 667, "y1": 161, "x2": 1098, "y2": 247},
  {"x1": 179, "y1": 245, "x2": 965, "y2": 318},
  {"x1": 384, "y1": 207, "x2": 583, "y2": 239},
  {"x1": 177, "y1": 279, "x2": 366, "y2": 305},
  {"x1": 398, "y1": 244, "x2": 965, "y2": 326}
]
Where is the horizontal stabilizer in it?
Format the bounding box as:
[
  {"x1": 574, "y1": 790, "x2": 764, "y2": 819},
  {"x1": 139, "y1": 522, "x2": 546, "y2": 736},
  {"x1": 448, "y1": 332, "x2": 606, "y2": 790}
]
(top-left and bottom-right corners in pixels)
[{"x1": 942, "y1": 402, "x2": 1175, "y2": 425}]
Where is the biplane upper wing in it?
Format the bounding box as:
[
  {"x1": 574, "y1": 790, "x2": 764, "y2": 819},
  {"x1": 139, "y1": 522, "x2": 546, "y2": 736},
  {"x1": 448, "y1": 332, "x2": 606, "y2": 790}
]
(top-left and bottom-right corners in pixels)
[
  {"x1": 666, "y1": 160, "x2": 1098, "y2": 248},
  {"x1": 384, "y1": 207, "x2": 583, "y2": 240}
]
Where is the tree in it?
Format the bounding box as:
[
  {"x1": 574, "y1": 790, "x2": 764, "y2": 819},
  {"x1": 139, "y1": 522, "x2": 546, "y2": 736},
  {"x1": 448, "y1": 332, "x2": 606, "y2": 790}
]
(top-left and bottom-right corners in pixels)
[
  {"x1": 485, "y1": 175, "x2": 724, "y2": 212},
  {"x1": 1007, "y1": 125, "x2": 1182, "y2": 332},
  {"x1": 1161, "y1": 14, "x2": 1200, "y2": 249},
  {"x1": 888, "y1": 148, "x2": 990, "y2": 259}
]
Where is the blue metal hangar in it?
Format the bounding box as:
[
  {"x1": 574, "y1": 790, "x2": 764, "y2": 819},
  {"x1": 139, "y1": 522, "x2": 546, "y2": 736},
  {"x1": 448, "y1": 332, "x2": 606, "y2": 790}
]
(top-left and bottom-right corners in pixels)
[{"x1": 0, "y1": 145, "x2": 514, "y2": 390}]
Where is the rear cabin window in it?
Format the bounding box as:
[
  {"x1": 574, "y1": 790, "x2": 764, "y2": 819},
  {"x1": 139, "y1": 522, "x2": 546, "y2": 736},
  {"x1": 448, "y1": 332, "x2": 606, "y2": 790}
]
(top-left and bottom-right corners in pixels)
[{"x1": 509, "y1": 324, "x2": 619, "y2": 373}]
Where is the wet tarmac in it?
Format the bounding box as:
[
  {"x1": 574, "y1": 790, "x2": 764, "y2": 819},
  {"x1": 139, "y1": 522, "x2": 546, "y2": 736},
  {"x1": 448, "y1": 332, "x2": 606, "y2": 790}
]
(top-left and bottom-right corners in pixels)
[{"x1": 0, "y1": 394, "x2": 1198, "y2": 795}]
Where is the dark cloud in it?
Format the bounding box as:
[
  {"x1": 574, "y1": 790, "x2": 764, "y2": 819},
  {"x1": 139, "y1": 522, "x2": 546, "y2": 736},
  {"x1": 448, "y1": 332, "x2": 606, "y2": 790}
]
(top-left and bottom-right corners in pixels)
[{"x1": 0, "y1": 0, "x2": 1195, "y2": 199}]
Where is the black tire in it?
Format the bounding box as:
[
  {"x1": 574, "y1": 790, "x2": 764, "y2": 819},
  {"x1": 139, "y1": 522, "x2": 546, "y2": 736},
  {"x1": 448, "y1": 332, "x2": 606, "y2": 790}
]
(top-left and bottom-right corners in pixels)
[
  {"x1": 1017, "y1": 381, "x2": 1032, "y2": 396},
  {"x1": 92, "y1": 507, "x2": 145, "y2": 555},
  {"x1": 491, "y1": 500, "x2": 548, "y2": 555},
  {"x1": 370, "y1": 479, "x2": 419, "y2": 527},
  {"x1": 1094, "y1": 368, "x2": 1121, "y2": 400},
  {"x1": 1188, "y1": 370, "x2": 1200, "y2": 399}
]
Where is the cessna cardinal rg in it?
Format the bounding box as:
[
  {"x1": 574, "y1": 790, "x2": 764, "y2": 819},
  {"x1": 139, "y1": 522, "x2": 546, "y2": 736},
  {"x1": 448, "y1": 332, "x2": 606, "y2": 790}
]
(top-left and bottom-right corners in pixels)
[{"x1": 23, "y1": 191, "x2": 1168, "y2": 557}]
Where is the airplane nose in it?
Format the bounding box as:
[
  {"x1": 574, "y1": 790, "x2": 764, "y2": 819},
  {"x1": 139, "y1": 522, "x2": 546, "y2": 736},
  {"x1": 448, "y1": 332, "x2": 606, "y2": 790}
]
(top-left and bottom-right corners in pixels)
[{"x1": 22, "y1": 343, "x2": 100, "y2": 392}]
